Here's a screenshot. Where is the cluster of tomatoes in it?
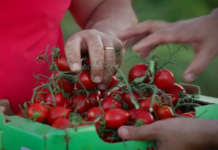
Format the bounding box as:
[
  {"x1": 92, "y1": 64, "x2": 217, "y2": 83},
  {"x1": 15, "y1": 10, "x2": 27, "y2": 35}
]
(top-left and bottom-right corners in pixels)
[{"x1": 17, "y1": 50, "x2": 196, "y2": 143}]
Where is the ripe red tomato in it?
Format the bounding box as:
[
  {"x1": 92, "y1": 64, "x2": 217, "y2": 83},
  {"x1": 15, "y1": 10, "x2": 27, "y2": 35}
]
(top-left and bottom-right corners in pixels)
[
  {"x1": 88, "y1": 92, "x2": 101, "y2": 107},
  {"x1": 102, "y1": 96, "x2": 121, "y2": 111},
  {"x1": 139, "y1": 98, "x2": 158, "y2": 112},
  {"x1": 71, "y1": 94, "x2": 90, "y2": 114},
  {"x1": 58, "y1": 79, "x2": 74, "y2": 93},
  {"x1": 166, "y1": 83, "x2": 185, "y2": 105},
  {"x1": 52, "y1": 117, "x2": 71, "y2": 129},
  {"x1": 154, "y1": 69, "x2": 175, "y2": 90},
  {"x1": 107, "y1": 76, "x2": 118, "y2": 89},
  {"x1": 105, "y1": 108, "x2": 130, "y2": 129},
  {"x1": 45, "y1": 93, "x2": 68, "y2": 107},
  {"x1": 135, "y1": 111, "x2": 154, "y2": 124},
  {"x1": 27, "y1": 103, "x2": 48, "y2": 122},
  {"x1": 181, "y1": 112, "x2": 195, "y2": 118},
  {"x1": 47, "y1": 106, "x2": 71, "y2": 124},
  {"x1": 56, "y1": 56, "x2": 70, "y2": 71},
  {"x1": 122, "y1": 92, "x2": 139, "y2": 109},
  {"x1": 129, "y1": 109, "x2": 144, "y2": 121},
  {"x1": 76, "y1": 71, "x2": 95, "y2": 90},
  {"x1": 87, "y1": 107, "x2": 103, "y2": 121},
  {"x1": 156, "y1": 105, "x2": 174, "y2": 120},
  {"x1": 128, "y1": 64, "x2": 148, "y2": 82}
]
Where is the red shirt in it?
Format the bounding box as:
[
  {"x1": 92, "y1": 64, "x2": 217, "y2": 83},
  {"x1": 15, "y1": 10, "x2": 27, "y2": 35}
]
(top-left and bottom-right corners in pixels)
[{"x1": 0, "y1": 0, "x2": 71, "y2": 112}]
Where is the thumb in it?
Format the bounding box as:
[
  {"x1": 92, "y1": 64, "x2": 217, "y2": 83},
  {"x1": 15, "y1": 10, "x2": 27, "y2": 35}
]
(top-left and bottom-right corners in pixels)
[
  {"x1": 183, "y1": 46, "x2": 215, "y2": 82},
  {"x1": 118, "y1": 124, "x2": 159, "y2": 141}
]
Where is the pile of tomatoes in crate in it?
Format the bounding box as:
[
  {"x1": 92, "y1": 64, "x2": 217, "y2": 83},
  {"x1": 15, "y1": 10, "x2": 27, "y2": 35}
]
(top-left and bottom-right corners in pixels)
[{"x1": 17, "y1": 49, "x2": 196, "y2": 142}]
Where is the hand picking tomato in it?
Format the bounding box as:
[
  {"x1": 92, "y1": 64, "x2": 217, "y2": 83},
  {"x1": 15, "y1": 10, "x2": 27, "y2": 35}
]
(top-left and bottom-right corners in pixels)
[
  {"x1": 128, "y1": 64, "x2": 148, "y2": 82},
  {"x1": 88, "y1": 93, "x2": 100, "y2": 107},
  {"x1": 102, "y1": 96, "x2": 121, "y2": 111},
  {"x1": 87, "y1": 107, "x2": 103, "y2": 121},
  {"x1": 52, "y1": 117, "x2": 71, "y2": 129},
  {"x1": 47, "y1": 106, "x2": 71, "y2": 124},
  {"x1": 71, "y1": 94, "x2": 90, "y2": 114},
  {"x1": 154, "y1": 69, "x2": 175, "y2": 90},
  {"x1": 107, "y1": 76, "x2": 118, "y2": 89},
  {"x1": 27, "y1": 103, "x2": 48, "y2": 122},
  {"x1": 139, "y1": 97, "x2": 158, "y2": 112},
  {"x1": 135, "y1": 111, "x2": 154, "y2": 125},
  {"x1": 58, "y1": 79, "x2": 74, "y2": 93},
  {"x1": 122, "y1": 92, "x2": 139, "y2": 109},
  {"x1": 45, "y1": 93, "x2": 68, "y2": 107},
  {"x1": 56, "y1": 56, "x2": 70, "y2": 71},
  {"x1": 105, "y1": 108, "x2": 130, "y2": 129},
  {"x1": 76, "y1": 71, "x2": 96, "y2": 90},
  {"x1": 156, "y1": 105, "x2": 174, "y2": 120}
]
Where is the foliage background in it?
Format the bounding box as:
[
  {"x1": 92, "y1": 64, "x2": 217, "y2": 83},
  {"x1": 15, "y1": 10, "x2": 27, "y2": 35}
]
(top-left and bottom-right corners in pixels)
[{"x1": 61, "y1": 0, "x2": 218, "y2": 97}]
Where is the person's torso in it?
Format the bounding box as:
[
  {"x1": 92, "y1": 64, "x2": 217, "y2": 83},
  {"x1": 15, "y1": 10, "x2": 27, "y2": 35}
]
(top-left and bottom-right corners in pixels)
[{"x1": 0, "y1": 0, "x2": 71, "y2": 112}]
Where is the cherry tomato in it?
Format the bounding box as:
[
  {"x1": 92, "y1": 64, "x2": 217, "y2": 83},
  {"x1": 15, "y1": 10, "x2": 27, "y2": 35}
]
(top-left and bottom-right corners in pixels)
[
  {"x1": 87, "y1": 107, "x2": 103, "y2": 121},
  {"x1": 56, "y1": 56, "x2": 70, "y2": 71},
  {"x1": 71, "y1": 94, "x2": 90, "y2": 114},
  {"x1": 139, "y1": 98, "x2": 158, "y2": 112},
  {"x1": 58, "y1": 79, "x2": 74, "y2": 93},
  {"x1": 181, "y1": 112, "x2": 195, "y2": 118},
  {"x1": 107, "y1": 76, "x2": 118, "y2": 89},
  {"x1": 122, "y1": 92, "x2": 139, "y2": 109},
  {"x1": 128, "y1": 64, "x2": 148, "y2": 82},
  {"x1": 166, "y1": 83, "x2": 185, "y2": 105},
  {"x1": 34, "y1": 92, "x2": 48, "y2": 103},
  {"x1": 76, "y1": 71, "x2": 95, "y2": 90},
  {"x1": 102, "y1": 96, "x2": 121, "y2": 111},
  {"x1": 154, "y1": 69, "x2": 175, "y2": 90},
  {"x1": 105, "y1": 108, "x2": 130, "y2": 129},
  {"x1": 88, "y1": 93, "x2": 100, "y2": 107},
  {"x1": 27, "y1": 103, "x2": 48, "y2": 122},
  {"x1": 129, "y1": 109, "x2": 144, "y2": 121},
  {"x1": 175, "y1": 109, "x2": 183, "y2": 114},
  {"x1": 47, "y1": 106, "x2": 71, "y2": 124},
  {"x1": 52, "y1": 117, "x2": 70, "y2": 129},
  {"x1": 156, "y1": 105, "x2": 174, "y2": 120},
  {"x1": 135, "y1": 111, "x2": 154, "y2": 124},
  {"x1": 45, "y1": 93, "x2": 68, "y2": 107}
]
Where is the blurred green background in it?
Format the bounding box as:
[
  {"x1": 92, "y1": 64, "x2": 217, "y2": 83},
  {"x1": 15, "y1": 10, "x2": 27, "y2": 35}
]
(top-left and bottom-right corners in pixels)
[{"x1": 61, "y1": 0, "x2": 218, "y2": 97}]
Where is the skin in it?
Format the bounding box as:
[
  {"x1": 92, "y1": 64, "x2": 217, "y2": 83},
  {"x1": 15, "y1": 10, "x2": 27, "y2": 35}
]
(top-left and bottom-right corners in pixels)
[
  {"x1": 118, "y1": 8, "x2": 218, "y2": 82},
  {"x1": 118, "y1": 8, "x2": 218, "y2": 150},
  {"x1": 118, "y1": 118, "x2": 218, "y2": 150},
  {"x1": 66, "y1": 0, "x2": 137, "y2": 89}
]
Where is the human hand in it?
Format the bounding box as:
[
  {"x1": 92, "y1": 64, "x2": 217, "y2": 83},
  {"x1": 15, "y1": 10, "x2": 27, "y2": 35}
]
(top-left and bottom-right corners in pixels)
[
  {"x1": 119, "y1": 9, "x2": 218, "y2": 82},
  {"x1": 65, "y1": 30, "x2": 124, "y2": 89},
  {"x1": 118, "y1": 118, "x2": 218, "y2": 150},
  {"x1": 0, "y1": 99, "x2": 14, "y2": 115}
]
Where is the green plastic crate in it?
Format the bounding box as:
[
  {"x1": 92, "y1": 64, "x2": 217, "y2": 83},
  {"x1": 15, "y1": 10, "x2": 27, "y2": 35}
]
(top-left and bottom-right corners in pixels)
[{"x1": 0, "y1": 103, "x2": 217, "y2": 150}]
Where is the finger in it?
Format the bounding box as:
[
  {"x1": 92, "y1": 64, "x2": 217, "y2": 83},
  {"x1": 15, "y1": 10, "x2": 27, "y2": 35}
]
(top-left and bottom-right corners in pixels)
[
  {"x1": 118, "y1": 124, "x2": 159, "y2": 141},
  {"x1": 133, "y1": 31, "x2": 186, "y2": 57},
  {"x1": 65, "y1": 36, "x2": 82, "y2": 72},
  {"x1": 84, "y1": 32, "x2": 104, "y2": 83},
  {"x1": 98, "y1": 36, "x2": 116, "y2": 89},
  {"x1": 183, "y1": 46, "x2": 216, "y2": 82},
  {"x1": 118, "y1": 21, "x2": 169, "y2": 41}
]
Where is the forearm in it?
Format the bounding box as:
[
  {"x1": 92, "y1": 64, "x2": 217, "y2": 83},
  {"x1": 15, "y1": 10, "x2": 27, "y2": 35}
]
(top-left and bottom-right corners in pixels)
[
  {"x1": 204, "y1": 120, "x2": 218, "y2": 149},
  {"x1": 85, "y1": 0, "x2": 138, "y2": 35}
]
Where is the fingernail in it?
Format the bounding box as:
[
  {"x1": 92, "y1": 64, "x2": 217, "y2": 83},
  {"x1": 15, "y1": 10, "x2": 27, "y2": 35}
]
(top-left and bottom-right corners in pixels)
[
  {"x1": 119, "y1": 127, "x2": 129, "y2": 139},
  {"x1": 184, "y1": 73, "x2": 195, "y2": 82},
  {"x1": 71, "y1": 63, "x2": 80, "y2": 71},
  {"x1": 98, "y1": 84, "x2": 107, "y2": 90},
  {"x1": 94, "y1": 76, "x2": 102, "y2": 83}
]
